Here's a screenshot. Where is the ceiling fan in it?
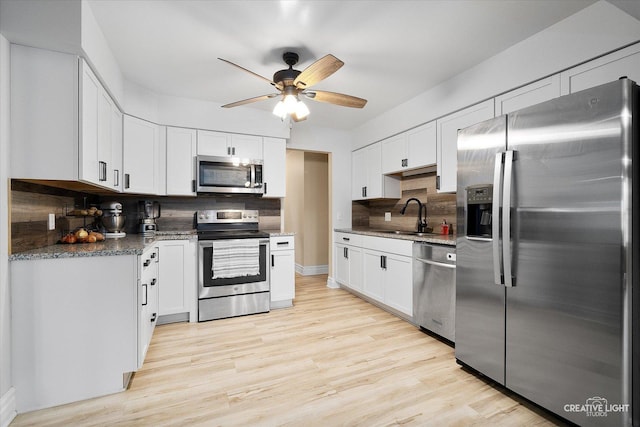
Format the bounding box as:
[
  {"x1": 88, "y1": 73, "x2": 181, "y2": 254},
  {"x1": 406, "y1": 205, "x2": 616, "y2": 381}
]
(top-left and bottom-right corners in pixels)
[{"x1": 218, "y1": 52, "x2": 367, "y2": 122}]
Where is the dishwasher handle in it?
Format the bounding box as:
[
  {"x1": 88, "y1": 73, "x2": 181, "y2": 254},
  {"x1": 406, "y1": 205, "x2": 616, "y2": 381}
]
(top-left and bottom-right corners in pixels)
[{"x1": 415, "y1": 257, "x2": 456, "y2": 269}]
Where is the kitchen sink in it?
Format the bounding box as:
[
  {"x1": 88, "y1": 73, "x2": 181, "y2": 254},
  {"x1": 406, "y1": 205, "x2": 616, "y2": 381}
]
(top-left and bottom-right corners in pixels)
[{"x1": 373, "y1": 230, "x2": 435, "y2": 237}]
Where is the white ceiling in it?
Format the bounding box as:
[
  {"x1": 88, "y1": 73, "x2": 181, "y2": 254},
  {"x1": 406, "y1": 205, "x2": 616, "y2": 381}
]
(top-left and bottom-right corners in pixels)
[{"x1": 87, "y1": 0, "x2": 623, "y2": 130}]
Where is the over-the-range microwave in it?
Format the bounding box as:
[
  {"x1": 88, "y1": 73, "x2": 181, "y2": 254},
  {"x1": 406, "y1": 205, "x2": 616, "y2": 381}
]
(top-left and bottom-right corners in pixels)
[{"x1": 196, "y1": 155, "x2": 264, "y2": 195}]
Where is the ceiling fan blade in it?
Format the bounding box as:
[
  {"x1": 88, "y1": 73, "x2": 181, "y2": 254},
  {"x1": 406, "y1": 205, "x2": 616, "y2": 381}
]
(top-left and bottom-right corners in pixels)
[
  {"x1": 294, "y1": 54, "x2": 344, "y2": 89},
  {"x1": 218, "y1": 58, "x2": 283, "y2": 90},
  {"x1": 304, "y1": 90, "x2": 367, "y2": 108},
  {"x1": 291, "y1": 113, "x2": 308, "y2": 122},
  {"x1": 221, "y1": 94, "x2": 279, "y2": 108}
]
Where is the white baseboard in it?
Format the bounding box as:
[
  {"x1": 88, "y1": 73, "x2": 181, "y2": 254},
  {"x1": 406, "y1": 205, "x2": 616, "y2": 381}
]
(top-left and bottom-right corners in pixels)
[
  {"x1": 326, "y1": 276, "x2": 339, "y2": 289},
  {"x1": 294, "y1": 264, "x2": 328, "y2": 276},
  {"x1": 1, "y1": 387, "x2": 16, "y2": 427}
]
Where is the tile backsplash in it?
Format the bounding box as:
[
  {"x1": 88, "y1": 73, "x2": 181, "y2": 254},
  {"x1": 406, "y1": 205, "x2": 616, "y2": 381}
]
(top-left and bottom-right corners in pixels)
[{"x1": 352, "y1": 172, "x2": 457, "y2": 234}]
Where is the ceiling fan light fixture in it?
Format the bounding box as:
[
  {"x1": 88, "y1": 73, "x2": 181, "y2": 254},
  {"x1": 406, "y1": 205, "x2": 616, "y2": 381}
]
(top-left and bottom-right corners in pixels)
[
  {"x1": 273, "y1": 100, "x2": 287, "y2": 119},
  {"x1": 283, "y1": 93, "x2": 298, "y2": 112},
  {"x1": 295, "y1": 100, "x2": 310, "y2": 119}
]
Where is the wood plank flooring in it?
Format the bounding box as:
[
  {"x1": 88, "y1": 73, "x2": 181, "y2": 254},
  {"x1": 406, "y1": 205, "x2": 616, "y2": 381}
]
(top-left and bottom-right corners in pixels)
[{"x1": 11, "y1": 274, "x2": 566, "y2": 426}]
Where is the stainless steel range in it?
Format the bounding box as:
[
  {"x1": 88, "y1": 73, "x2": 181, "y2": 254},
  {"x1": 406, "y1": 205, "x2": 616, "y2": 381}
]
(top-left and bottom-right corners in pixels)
[{"x1": 196, "y1": 209, "x2": 270, "y2": 322}]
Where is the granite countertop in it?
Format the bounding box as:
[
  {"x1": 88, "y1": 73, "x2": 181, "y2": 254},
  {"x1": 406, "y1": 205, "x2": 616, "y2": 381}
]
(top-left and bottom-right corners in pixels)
[
  {"x1": 10, "y1": 230, "x2": 198, "y2": 261},
  {"x1": 335, "y1": 228, "x2": 457, "y2": 246},
  {"x1": 9, "y1": 229, "x2": 295, "y2": 261}
]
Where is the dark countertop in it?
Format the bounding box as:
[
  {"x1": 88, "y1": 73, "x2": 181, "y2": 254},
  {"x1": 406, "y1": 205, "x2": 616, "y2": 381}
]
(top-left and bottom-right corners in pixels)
[{"x1": 335, "y1": 228, "x2": 456, "y2": 247}]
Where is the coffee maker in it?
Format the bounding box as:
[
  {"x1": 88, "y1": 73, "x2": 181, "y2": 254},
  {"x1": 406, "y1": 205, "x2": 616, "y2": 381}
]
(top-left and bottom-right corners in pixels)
[{"x1": 138, "y1": 200, "x2": 161, "y2": 236}]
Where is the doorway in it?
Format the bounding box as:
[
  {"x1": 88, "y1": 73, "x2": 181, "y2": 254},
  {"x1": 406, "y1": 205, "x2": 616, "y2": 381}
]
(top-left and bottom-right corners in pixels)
[{"x1": 284, "y1": 150, "x2": 330, "y2": 276}]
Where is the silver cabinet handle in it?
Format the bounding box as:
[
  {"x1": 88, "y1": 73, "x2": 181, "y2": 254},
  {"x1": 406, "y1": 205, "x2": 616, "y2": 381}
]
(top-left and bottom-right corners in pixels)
[
  {"x1": 492, "y1": 152, "x2": 504, "y2": 285},
  {"x1": 415, "y1": 257, "x2": 456, "y2": 269}
]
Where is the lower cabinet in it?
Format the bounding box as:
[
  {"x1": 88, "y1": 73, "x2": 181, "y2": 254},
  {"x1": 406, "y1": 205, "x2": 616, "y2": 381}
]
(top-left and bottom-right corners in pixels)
[
  {"x1": 157, "y1": 239, "x2": 197, "y2": 323},
  {"x1": 270, "y1": 235, "x2": 295, "y2": 308},
  {"x1": 11, "y1": 255, "x2": 139, "y2": 413},
  {"x1": 138, "y1": 245, "x2": 159, "y2": 369},
  {"x1": 334, "y1": 233, "x2": 413, "y2": 317}
]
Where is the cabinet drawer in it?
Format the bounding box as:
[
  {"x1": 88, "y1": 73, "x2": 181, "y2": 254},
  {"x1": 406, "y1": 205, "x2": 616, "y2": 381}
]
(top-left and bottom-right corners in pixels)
[
  {"x1": 361, "y1": 235, "x2": 412, "y2": 257},
  {"x1": 335, "y1": 232, "x2": 362, "y2": 247},
  {"x1": 270, "y1": 235, "x2": 295, "y2": 251}
]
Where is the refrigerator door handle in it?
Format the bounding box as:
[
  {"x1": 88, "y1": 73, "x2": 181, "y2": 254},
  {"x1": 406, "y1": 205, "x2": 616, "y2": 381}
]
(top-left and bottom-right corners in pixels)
[
  {"x1": 492, "y1": 152, "x2": 504, "y2": 285},
  {"x1": 502, "y1": 150, "x2": 515, "y2": 287}
]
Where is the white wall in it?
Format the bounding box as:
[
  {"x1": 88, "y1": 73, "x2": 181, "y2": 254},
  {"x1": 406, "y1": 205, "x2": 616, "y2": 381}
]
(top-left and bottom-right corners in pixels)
[
  {"x1": 0, "y1": 32, "x2": 15, "y2": 427},
  {"x1": 352, "y1": 0, "x2": 640, "y2": 149}
]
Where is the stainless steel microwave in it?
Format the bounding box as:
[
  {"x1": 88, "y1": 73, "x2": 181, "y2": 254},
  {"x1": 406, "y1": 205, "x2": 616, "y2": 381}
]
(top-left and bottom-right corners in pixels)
[{"x1": 196, "y1": 155, "x2": 264, "y2": 194}]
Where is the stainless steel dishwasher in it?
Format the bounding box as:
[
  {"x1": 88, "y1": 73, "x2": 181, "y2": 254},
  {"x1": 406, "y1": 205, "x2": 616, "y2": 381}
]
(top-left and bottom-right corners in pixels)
[{"x1": 413, "y1": 243, "x2": 456, "y2": 343}]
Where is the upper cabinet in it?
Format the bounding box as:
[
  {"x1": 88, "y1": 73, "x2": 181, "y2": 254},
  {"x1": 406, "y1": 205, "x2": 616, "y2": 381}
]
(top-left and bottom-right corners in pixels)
[
  {"x1": 197, "y1": 130, "x2": 263, "y2": 160},
  {"x1": 123, "y1": 115, "x2": 164, "y2": 195},
  {"x1": 79, "y1": 60, "x2": 123, "y2": 191},
  {"x1": 436, "y1": 99, "x2": 494, "y2": 193},
  {"x1": 352, "y1": 143, "x2": 401, "y2": 200},
  {"x1": 166, "y1": 127, "x2": 197, "y2": 196},
  {"x1": 262, "y1": 137, "x2": 287, "y2": 198},
  {"x1": 494, "y1": 75, "x2": 561, "y2": 116},
  {"x1": 381, "y1": 121, "x2": 437, "y2": 175},
  {"x1": 560, "y1": 43, "x2": 640, "y2": 95}
]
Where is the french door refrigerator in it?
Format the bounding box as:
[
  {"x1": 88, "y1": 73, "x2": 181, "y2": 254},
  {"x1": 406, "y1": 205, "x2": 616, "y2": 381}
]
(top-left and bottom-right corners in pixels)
[{"x1": 456, "y1": 78, "x2": 638, "y2": 427}]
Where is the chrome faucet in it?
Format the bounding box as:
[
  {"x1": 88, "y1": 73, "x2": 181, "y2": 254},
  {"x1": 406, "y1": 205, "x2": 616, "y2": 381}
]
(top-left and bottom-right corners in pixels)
[{"x1": 400, "y1": 198, "x2": 428, "y2": 233}]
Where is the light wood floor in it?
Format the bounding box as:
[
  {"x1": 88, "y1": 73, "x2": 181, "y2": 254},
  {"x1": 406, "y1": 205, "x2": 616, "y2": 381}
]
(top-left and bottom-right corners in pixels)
[{"x1": 12, "y1": 274, "x2": 565, "y2": 426}]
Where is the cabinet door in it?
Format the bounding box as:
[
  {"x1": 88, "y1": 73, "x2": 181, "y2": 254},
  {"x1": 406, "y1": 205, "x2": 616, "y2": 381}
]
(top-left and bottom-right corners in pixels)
[
  {"x1": 335, "y1": 244, "x2": 350, "y2": 286},
  {"x1": 495, "y1": 75, "x2": 560, "y2": 115},
  {"x1": 166, "y1": 127, "x2": 197, "y2": 196},
  {"x1": 365, "y1": 143, "x2": 383, "y2": 198},
  {"x1": 436, "y1": 99, "x2": 494, "y2": 193},
  {"x1": 271, "y1": 250, "x2": 296, "y2": 302},
  {"x1": 158, "y1": 241, "x2": 188, "y2": 315},
  {"x1": 560, "y1": 43, "x2": 640, "y2": 95},
  {"x1": 79, "y1": 61, "x2": 100, "y2": 186},
  {"x1": 111, "y1": 105, "x2": 123, "y2": 191},
  {"x1": 262, "y1": 137, "x2": 286, "y2": 197},
  {"x1": 351, "y1": 148, "x2": 367, "y2": 200},
  {"x1": 348, "y1": 246, "x2": 363, "y2": 292},
  {"x1": 407, "y1": 121, "x2": 436, "y2": 169},
  {"x1": 381, "y1": 134, "x2": 407, "y2": 175},
  {"x1": 197, "y1": 130, "x2": 230, "y2": 156},
  {"x1": 123, "y1": 115, "x2": 160, "y2": 194},
  {"x1": 383, "y1": 254, "x2": 413, "y2": 316},
  {"x1": 231, "y1": 134, "x2": 263, "y2": 160},
  {"x1": 362, "y1": 249, "x2": 384, "y2": 302}
]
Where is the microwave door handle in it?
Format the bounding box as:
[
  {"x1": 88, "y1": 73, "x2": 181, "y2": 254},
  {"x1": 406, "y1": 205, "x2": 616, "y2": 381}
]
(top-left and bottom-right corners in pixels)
[
  {"x1": 502, "y1": 150, "x2": 515, "y2": 287},
  {"x1": 492, "y1": 152, "x2": 504, "y2": 286}
]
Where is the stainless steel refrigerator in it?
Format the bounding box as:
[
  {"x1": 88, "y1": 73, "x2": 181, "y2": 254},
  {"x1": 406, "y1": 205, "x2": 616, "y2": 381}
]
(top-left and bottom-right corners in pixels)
[{"x1": 456, "y1": 78, "x2": 638, "y2": 427}]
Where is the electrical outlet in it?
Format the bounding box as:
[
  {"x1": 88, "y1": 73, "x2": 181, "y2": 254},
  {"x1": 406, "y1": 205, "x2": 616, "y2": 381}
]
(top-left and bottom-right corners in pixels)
[
  {"x1": 384, "y1": 212, "x2": 391, "y2": 222},
  {"x1": 48, "y1": 213, "x2": 56, "y2": 230}
]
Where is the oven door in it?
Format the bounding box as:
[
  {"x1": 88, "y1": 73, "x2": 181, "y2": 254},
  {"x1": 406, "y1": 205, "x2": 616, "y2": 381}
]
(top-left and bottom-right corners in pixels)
[
  {"x1": 198, "y1": 239, "x2": 270, "y2": 299},
  {"x1": 196, "y1": 155, "x2": 263, "y2": 194}
]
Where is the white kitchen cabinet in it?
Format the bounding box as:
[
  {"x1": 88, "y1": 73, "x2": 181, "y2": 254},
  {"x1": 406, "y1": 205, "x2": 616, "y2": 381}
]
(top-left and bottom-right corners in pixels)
[
  {"x1": 157, "y1": 239, "x2": 197, "y2": 322},
  {"x1": 381, "y1": 121, "x2": 437, "y2": 175},
  {"x1": 11, "y1": 255, "x2": 138, "y2": 412},
  {"x1": 360, "y1": 235, "x2": 413, "y2": 317},
  {"x1": 79, "y1": 59, "x2": 122, "y2": 191},
  {"x1": 262, "y1": 137, "x2": 287, "y2": 197},
  {"x1": 138, "y1": 246, "x2": 159, "y2": 369},
  {"x1": 352, "y1": 143, "x2": 401, "y2": 200},
  {"x1": 166, "y1": 127, "x2": 197, "y2": 196},
  {"x1": 436, "y1": 99, "x2": 494, "y2": 193},
  {"x1": 123, "y1": 115, "x2": 163, "y2": 195},
  {"x1": 197, "y1": 130, "x2": 263, "y2": 160},
  {"x1": 334, "y1": 232, "x2": 363, "y2": 293},
  {"x1": 270, "y1": 235, "x2": 295, "y2": 308},
  {"x1": 495, "y1": 75, "x2": 561, "y2": 116},
  {"x1": 560, "y1": 43, "x2": 640, "y2": 95}
]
